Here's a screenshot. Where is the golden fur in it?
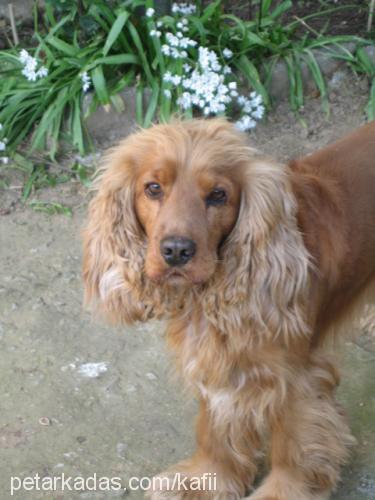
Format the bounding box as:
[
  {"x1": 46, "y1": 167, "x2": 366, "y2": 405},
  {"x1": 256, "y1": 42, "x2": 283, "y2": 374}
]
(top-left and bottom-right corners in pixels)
[{"x1": 82, "y1": 118, "x2": 375, "y2": 499}]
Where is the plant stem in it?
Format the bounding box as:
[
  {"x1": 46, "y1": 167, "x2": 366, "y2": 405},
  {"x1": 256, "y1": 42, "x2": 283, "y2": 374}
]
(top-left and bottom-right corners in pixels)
[
  {"x1": 8, "y1": 3, "x2": 19, "y2": 45},
  {"x1": 368, "y1": 0, "x2": 375, "y2": 32}
]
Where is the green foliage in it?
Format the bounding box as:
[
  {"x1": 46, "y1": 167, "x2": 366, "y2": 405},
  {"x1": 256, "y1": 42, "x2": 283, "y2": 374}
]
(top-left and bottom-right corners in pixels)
[
  {"x1": 29, "y1": 200, "x2": 72, "y2": 216},
  {"x1": 0, "y1": 0, "x2": 374, "y2": 202}
]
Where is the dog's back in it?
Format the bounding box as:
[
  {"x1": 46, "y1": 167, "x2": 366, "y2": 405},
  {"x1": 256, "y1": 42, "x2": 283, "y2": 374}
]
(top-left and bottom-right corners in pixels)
[{"x1": 290, "y1": 122, "x2": 375, "y2": 340}]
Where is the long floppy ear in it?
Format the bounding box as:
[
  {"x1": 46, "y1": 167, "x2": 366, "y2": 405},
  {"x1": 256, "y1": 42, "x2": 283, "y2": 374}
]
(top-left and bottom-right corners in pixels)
[
  {"x1": 82, "y1": 144, "x2": 152, "y2": 324},
  {"x1": 204, "y1": 156, "x2": 311, "y2": 345}
]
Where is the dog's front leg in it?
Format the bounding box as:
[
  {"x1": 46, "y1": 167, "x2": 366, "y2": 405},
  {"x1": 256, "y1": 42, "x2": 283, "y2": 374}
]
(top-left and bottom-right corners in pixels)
[
  {"x1": 245, "y1": 356, "x2": 355, "y2": 500},
  {"x1": 146, "y1": 398, "x2": 259, "y2": 499}
]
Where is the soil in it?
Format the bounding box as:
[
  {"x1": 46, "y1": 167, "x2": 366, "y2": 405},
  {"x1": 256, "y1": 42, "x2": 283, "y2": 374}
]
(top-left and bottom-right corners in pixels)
[
  {"x1": 0, "y1": 73, "x2": 374, "y2": 499},
  {"x1": 220, "y1": 0, "x2": 372, "y2": 37}
]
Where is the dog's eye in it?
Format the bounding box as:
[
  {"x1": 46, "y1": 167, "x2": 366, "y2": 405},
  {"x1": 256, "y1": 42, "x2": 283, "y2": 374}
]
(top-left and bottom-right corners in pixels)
[
  {"x1": 206, "y1": 189, "x2": 227, "y2": 206},
  {"x1": 145, "y1": 182, "x2": 163, "y2": 199}
]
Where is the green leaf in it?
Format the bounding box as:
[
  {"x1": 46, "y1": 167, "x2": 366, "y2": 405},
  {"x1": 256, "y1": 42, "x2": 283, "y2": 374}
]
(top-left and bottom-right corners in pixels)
[
  {"x1": 143, "y1": 83, "x2": 159, "y2": 128},
  {"x1": 103, "y1": 11, "x2": 130, "y2": 56},
  {"x1": 22, "y1": 168, "x2": 39, "y2": 202},
  {"x1": 246, "y1": 31, "x2": 269, "y2": 48},
  {"x1": 29, "y1": 200, "x2": 72, "y2": 216},
  {"x1": 110, "y1": 93, "x2": 125, "y2": 113},
  {"x1": 73, "y1": 96, "x2": 84, "y2": 154},
  {"x1": 356, "y1": 47, "x2": 375, "y2": 76},
  {"x1": 136, "y1": 83, "x2": 143, "y2": 125},
  {"x1": 235, "y1": 55, "x2": 270, "y2": 107},
  {"x1": 200, "y1": 0, "x2": 221, "y2": 23},
  {"x1": 94, "y1": 54, "x2": 140, "y2": 66},
  {"x1": 46, "y1": 36, "x2": 79, "y2": 56},
  {"x1": 127, "y1": 21, "x2": 153, "y2": 83},
  {"x1": 304, "y1": 49, "x2": 329, "y2": 114},
  {"x1": 366, "y1": 77, "x2": 375, "y2": 121},
  {"x1": 269, "y1": 0, "x2": 292, "y2": 19},
  {"x1": 92, "y1": 66, "x2": 110, "y2": 104}
]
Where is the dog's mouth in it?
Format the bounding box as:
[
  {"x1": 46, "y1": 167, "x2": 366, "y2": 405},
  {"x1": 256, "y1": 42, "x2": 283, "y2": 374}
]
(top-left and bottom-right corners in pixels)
[{"x1": 165, "y1": 269, "x2": 190, "y2": 284}]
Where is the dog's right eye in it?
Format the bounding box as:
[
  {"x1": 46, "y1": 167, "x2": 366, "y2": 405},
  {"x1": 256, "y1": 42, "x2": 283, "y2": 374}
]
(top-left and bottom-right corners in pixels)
[{"x1": 145, "y1": 182, "x2": 163, "y2": 199}]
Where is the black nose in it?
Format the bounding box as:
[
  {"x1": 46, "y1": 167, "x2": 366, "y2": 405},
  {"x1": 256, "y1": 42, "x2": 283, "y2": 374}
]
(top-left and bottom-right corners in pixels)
[{"x1": 160, "y1": 236, "x2": 197, "y2": 267}]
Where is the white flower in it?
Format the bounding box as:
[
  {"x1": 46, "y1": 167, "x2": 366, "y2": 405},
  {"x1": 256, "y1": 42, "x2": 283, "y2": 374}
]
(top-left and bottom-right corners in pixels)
[
  {"x1": 172, "y1": 3, "x2": 196, "y2": 15},
  {"x1": 161, "y1": 45, "x2": 171, "y2": 56},
  {"x1": 0, "y1": 141, "x2": 6, "y2": 151},
  {"x1": 81, "y1": 71, "x2": 91, "y2": 92},
  {"x1": 171, "y1": 74, "x2": 182, "y2": 85},
  {"x1": 252, "y1": 105, "x2": 265, "y2": 120},
  {"x1": 177, "y1": 92, "x2": 192, "y2": 109},
  {"x1": 164, "y1": 71, "x2": 172, "y2": 82},
  {"x1": 164, "y1": 89, "x2": 172, "y2": 98},
  {"x1": 156, "y1": 21, "x2": 163, "y2": 28},
  {"x1": 235, "y1": 115, "x2": 256, "y2": 132},
  {"x1": 1, "y1": 157, "x2": 9, "y2": 164},
  {"x1": 228, "y1": 82, "x2": 237, "y2": 90},
  {"x1": 223, "y1": 48, "x2": 233, "y2": 59},
  {"x1": 150, "y1": 29, "x2": 161, "y2": 38},
  {"x1": 19, "y1": 49, "x2": 48, "y2": 81},
  {"x1": 146, "y1": 7, "x2": 155, "y2": 17},
  {"x1": 37, "y1": 66, "x2": 48, "y2": 78},
  {"x1": 25, "y1": 57, "x2": 37, "y2": 71},
  {"x1": 223, "y1": 65, "x2": 232, "y2": 74},
  {"x1": 22, "y1": 67, "x2": 37, "y2": 81},
  {"x1": 166, "y1": 32, "x2": 179, "y2": 47},
  {"x1": 19, "y1": 49, "x2": 30, "y2": 64}
]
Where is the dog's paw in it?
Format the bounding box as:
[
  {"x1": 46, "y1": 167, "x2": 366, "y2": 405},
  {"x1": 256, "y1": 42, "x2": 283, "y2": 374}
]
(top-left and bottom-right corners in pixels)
[
  {"x1": 144, "y1": 470, "x2": 214, "y2": 499},
  {"x1": 144, "y1": 462, "x2": 240, "y2": 500}
]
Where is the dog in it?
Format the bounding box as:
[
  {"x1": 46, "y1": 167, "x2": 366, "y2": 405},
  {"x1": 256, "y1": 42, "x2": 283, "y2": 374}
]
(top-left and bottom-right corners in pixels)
[{"x1": 82, "y1": 118, "x2": 375, "y2": 499}]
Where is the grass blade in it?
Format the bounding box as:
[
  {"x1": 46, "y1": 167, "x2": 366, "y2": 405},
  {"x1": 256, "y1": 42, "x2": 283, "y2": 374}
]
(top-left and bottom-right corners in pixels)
[
  {"x1": 103, "y1": 11, "x2": 130, "y2": 56},
  {"x1": 304, "y1": 48, "x2": 329, "y2": 114},
  {"x1": 235, "y1": 55, "x2": 270, "y2": 107},
  {"x1": 143, "y1": 82, "x2": 159, "y2": 128},
  {"x1": 92, "y1": 66, "x2": 109, "y2": 104},
  {"x1": 366, "y1": 77, "x2": 375, "y2": 120}
]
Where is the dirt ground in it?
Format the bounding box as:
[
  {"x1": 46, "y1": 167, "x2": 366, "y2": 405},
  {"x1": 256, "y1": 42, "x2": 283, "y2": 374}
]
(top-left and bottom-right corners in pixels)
[{"x1": 0, "y1": 72, "x2": 374, "y2": 499}]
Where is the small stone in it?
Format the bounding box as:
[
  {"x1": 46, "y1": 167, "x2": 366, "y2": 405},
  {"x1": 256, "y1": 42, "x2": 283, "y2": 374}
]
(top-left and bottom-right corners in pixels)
[{"x1": 39, "y1": 417, "x2": 51, "y2": 426}]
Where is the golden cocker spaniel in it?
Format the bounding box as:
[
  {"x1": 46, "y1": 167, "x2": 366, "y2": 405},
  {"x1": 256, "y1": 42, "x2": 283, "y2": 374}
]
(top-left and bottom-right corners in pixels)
[{"x1": 83, "y1": 118, "x2": 375, "y2": 499}]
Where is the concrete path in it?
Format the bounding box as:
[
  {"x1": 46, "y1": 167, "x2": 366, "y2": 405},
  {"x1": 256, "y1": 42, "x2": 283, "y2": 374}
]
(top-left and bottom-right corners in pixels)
[{"x1": 0, "y1": 76, "x2": 374, "y2": 499}]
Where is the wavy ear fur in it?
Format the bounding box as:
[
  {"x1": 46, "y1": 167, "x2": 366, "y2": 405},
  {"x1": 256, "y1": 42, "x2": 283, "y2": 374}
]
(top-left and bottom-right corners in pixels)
[
  {"x1": 202, "y1": 156, "x2": 311, "y2": 346},
  {"x1": 82, "y1": 144, "x2": 153, "y2": 324}
]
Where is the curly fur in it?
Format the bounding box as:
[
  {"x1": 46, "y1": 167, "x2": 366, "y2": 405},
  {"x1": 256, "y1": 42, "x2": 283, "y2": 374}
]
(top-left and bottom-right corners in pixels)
[{"x1": 83, "y1": 118, "x2": 375, "y2": 500}]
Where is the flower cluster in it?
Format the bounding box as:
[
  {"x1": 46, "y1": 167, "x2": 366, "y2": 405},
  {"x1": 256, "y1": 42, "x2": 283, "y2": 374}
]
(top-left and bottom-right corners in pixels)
[
  {"x1": 19, "y1": 49, "x2": 48, "y2": 82},
  {"x1": 173, "y1": 47, "x2": 235, "y2": 115},
  {"x1": 161, "y1": 29, "x2": 197, "y2": 59},
  {"x1": 235, "y1": 93, "x2": 265, "y2": 131},
  {"x1": 171, "y1": 3, "x2": 196, "y2": 15},
  {"x1": 149, "y1": 2, "x2": 264, "y2": 130},
  {"x1": 81, "y1": 72, "x2": 91, "y2": 92},
  {"x1": 0, "y1": 124, "x2": 9, "y2": 165}
]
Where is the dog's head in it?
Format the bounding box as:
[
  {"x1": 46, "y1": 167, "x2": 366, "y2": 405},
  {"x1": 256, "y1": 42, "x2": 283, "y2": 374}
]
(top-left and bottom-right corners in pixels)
[{"x1": 83, "y1": 118, "x2": 309, "y2": 337}]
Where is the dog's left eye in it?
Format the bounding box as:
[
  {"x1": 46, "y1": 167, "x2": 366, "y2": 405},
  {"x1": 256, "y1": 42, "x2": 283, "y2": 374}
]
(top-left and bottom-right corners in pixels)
[
  {"x1": 145, "y1": 182, "x2": 163, "y2": 199},
  {"x1": 206, "y1": 189, "x2": 227, "y2": 206}
]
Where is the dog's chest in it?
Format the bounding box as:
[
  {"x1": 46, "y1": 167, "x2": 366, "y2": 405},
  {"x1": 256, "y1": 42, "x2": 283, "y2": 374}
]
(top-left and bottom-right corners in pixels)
[{"x1": 175, "y1": 319, "x2": 285, "y2": 431}]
